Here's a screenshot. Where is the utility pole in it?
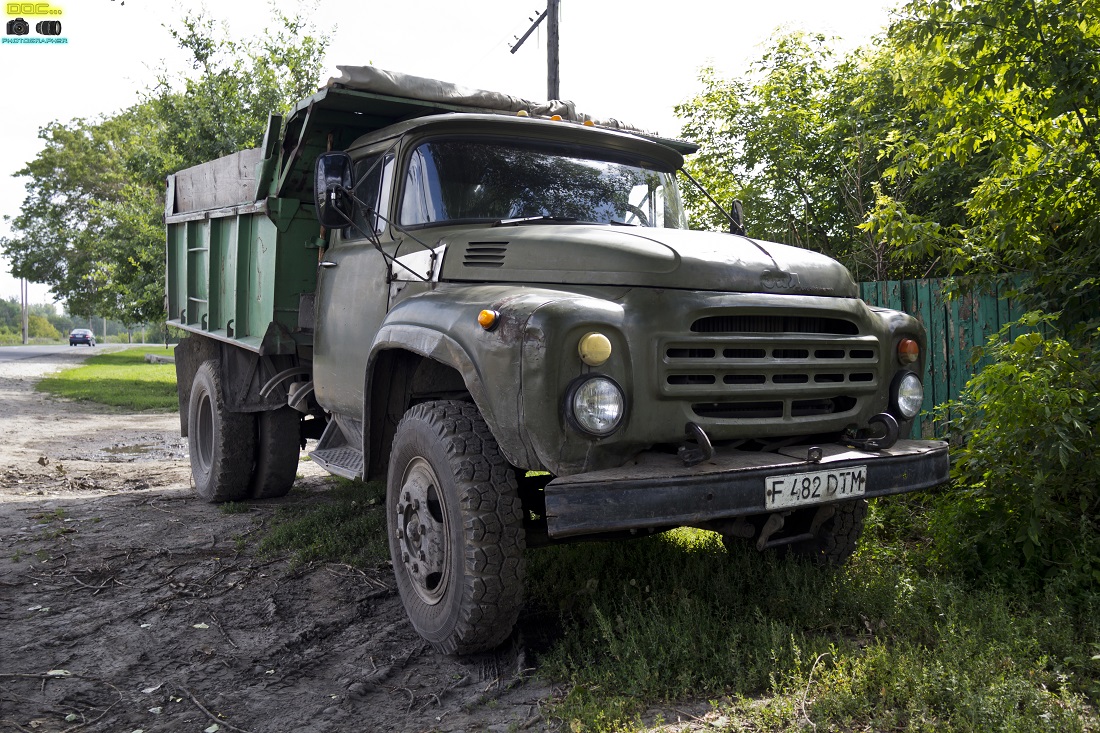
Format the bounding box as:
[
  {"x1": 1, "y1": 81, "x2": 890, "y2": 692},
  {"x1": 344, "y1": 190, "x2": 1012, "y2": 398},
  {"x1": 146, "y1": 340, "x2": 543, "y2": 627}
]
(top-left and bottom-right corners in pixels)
[
  {"x1": 20, "y1": 278, "x2": 28, "y2": 345},
  {"x1": 510, "y1": 0, "x2": 561, "y2": 100},
  {"x1": 547, "y1": 0, "x2": 559, "y2": 100}
]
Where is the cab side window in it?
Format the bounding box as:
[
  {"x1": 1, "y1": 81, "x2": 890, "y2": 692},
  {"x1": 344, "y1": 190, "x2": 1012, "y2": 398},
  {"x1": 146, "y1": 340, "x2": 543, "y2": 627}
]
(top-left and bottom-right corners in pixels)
[{"x1": 343, "y1": 153, "x2": 393, "y2": 240}]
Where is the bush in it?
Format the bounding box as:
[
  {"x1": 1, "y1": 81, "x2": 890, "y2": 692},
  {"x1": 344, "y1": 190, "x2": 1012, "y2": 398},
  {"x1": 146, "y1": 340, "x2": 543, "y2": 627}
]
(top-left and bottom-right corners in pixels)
[
  {"x1": 27, "y1": 314, "x2": 59, "y2": 339},
  {"x1": 932, "y1": 313, "x2": 1100, "y2": 589}
]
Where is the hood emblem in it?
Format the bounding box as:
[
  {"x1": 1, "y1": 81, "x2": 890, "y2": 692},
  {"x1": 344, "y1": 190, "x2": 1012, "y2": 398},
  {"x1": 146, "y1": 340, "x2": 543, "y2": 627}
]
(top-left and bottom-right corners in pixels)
[{"x1": 761, "y1": 269, "x2": 799, "y2": 290}]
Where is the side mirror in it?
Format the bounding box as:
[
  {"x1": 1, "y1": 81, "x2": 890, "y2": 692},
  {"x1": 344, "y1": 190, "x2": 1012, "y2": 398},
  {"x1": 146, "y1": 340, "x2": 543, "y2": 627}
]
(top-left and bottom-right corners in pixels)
[
  {"x1": 314, "y1": 152, "x2": 354, "y2": 229},
  {"x1": 729, "y1": 199, "x2": 745, "y2": 236}
]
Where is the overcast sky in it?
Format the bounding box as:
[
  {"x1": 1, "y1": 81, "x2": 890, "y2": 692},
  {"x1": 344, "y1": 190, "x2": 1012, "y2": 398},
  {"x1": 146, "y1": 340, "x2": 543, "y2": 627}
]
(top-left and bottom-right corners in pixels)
[{"x1": 0, "y1": 0, "x2": 898, "y2": 306}]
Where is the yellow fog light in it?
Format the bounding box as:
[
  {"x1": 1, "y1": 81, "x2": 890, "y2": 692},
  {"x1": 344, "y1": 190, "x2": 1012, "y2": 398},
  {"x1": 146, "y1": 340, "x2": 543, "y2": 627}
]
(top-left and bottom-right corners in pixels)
[
  {"x1": 578, "y1": 332, "x2": 612, "y2": 366},
  {"x1": 478, "y1": 309, "x2": 499, "y2": 330}
]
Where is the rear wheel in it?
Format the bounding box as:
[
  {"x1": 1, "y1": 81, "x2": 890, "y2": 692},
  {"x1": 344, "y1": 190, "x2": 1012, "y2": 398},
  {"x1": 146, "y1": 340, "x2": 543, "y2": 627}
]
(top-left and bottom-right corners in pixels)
[
  {"x1": 249, "y1": 407, "x2": 301, "y2": 499},
  {"x1": 188, "y1": 360, "x2": 255, "y2": 502},
  {"x1": 387, "y1": 401, "x2": 525, "y2": 654},
  {"x1": 788, "y1": 499, "x2": 868, "y2": 565}
]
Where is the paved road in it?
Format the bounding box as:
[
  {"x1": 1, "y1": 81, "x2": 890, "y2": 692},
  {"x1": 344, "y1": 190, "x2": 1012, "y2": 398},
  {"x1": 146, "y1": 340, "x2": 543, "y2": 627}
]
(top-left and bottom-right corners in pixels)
[{"x1": 0, "y1": 344, "x2": 101, "y2": 364}]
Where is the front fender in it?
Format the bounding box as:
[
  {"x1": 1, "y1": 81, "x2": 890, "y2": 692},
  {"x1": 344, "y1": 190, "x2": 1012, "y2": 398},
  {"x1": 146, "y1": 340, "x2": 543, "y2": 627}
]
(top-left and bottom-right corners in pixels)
[{"x1": 367, "y1": 285, "x2": 580, "y2": 469}]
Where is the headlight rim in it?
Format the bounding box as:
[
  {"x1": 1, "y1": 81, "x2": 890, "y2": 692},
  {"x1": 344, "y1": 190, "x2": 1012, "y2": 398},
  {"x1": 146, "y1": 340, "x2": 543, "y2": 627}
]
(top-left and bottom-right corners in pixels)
[
  {"x1": 891, "y1": 371, "x2": 924, "y2": 420},
  {"x1": 564, "y1": 374, "x2": 627, "y2": 438}
]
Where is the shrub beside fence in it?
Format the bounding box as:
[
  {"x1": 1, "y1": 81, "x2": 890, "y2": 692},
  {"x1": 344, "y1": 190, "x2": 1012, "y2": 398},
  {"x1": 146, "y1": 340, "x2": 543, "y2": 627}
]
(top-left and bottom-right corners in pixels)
[{"x1": 859, "y1": 278, "x2": 1029, "y2": 439}]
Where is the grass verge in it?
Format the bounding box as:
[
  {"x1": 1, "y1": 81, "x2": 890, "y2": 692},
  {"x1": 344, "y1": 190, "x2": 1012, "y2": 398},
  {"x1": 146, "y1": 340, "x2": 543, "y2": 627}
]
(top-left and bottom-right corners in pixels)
[
  {"x1": 526, "y1": 508, "x2": 1100, "y2": 732},
  {"x1": 36, "y1": 346, "x2": 178, "y2": 410},
  {"x1": 258, "y1": 479, "x2": 388, "y2": 567}
]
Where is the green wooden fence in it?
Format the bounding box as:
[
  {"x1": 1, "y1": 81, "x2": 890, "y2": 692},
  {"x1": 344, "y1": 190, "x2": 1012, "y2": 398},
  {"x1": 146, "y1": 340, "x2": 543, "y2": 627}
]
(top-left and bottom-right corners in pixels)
[{"x1": 859, "y1": 278, "x2": 1029, "y2": 438}]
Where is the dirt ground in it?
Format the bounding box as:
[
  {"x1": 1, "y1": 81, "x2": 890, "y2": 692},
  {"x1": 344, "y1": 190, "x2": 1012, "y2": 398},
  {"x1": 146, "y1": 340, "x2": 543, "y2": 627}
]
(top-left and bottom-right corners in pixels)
[{"x1": 0, "y1": 349, "x2": 561, "y2": 733}]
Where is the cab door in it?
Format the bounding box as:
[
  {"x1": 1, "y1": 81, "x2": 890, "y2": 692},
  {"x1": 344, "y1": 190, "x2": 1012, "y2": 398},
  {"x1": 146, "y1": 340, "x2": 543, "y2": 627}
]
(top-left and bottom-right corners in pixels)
[{"x1": 313, "y1": 152, "x2": 395, "y2": 418}]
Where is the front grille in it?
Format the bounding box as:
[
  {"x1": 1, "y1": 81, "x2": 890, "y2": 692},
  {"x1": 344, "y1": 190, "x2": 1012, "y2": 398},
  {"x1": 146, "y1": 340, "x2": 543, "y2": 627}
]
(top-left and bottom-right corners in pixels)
[
  {"x1": 692, "y1": 315, "x2": 859, "y2": 335},
  {"x1": 662, "y1": 309, "x2": 880, "y2": 423},
  {"x1": 463, "y1": 241, "x2": 508, "y2": 267}
]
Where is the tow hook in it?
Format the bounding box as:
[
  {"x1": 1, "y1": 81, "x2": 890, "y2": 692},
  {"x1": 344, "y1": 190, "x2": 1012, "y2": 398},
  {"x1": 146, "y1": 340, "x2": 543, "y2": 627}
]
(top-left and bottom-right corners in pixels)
[
  {"x1": 677, "y1": 422, "x2": 714, "y2": 467},
  {"x1": 844, "y1": 412, "x2": 900, "y2": 451}
]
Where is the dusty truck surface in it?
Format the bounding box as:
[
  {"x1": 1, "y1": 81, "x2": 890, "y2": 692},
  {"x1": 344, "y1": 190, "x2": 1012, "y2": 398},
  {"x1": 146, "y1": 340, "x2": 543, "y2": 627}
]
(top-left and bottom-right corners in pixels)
[{"x1": 166, "y1": 67, "x2": 949, "y2": 655}]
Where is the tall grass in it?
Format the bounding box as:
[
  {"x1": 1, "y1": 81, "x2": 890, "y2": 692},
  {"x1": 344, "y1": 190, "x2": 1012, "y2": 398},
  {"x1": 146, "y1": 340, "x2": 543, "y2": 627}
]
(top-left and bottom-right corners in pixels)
[
  {"x1": 35, "y1": 346, "x2": 178, "y2": 410},
  {"x1": 526, "y1": 519, "x2": 1100, "y2": 731}
]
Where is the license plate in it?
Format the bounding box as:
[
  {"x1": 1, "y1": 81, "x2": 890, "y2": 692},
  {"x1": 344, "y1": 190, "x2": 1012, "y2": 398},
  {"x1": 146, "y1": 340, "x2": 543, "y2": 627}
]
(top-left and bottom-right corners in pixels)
[{"x1": 764, "y1": 466, "x2": 867, "y2": 509}]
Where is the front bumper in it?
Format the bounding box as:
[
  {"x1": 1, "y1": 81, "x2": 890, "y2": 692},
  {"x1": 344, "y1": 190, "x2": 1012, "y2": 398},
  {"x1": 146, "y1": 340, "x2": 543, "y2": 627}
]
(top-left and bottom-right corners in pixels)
[{"x1": 543, "y1": 439, "x2": 948, "y2": 538}]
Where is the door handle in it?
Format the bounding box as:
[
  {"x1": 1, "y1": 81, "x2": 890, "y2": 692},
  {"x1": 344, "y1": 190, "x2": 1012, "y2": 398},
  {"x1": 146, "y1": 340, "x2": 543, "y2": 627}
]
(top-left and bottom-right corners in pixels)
[{"x1": 319, "y1": 261, "x2": 338, "y2": 268}]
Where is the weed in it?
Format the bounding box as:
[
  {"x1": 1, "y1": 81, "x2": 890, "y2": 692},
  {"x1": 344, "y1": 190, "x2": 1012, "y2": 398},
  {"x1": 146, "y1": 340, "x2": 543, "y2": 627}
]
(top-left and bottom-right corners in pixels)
[
  {"x1": 220, "y1": 501, "x2": 250, "y2": 515},
  {"x1": 528, "y1": 529, "x2": 1100, "y2": 731},
  {"x1": 11, "y1": 550, "x2": 23, "y2": 563},
  {"x1": 259, "y1": 479, "x2": 387, "y2": 567}
]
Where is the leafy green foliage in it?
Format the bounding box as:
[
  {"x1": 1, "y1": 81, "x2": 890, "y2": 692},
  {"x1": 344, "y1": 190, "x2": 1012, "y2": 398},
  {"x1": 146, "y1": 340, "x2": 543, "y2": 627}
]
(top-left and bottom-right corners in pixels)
[
  {"x1": 878, "y1": 0, "x2": 1100, "y2": 323},
  {"x1": 676, "y1": 34, "x2": 938, "y2": 281},
  {"x1": 931, "y1": 316, "x2": 1100, "y2": 588},
  {"x1": 1, "y1": 7, "x2": 329, "y2": 325}
]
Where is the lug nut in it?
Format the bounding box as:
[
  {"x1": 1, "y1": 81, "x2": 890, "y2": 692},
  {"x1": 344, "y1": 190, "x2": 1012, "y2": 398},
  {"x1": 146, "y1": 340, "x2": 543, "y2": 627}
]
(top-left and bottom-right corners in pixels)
[
  {"x1": 404, "y1": 491, "x2": 411, "y2": 502},
  {"x1": 402, "y1": 553, "x2": 409, "y2": 563},
  {"x1": 412, "y1": 563, "x2": 419, "y2": 573},
  {"x1": 413, "y1": 498, "x2": 420, "y2": 510},
  {"x1": 419, "y1": 551, "x2": 425, "y2": 561},
  {"x1": 396, "y1": 528, "x2": 404, "y2": 539}
]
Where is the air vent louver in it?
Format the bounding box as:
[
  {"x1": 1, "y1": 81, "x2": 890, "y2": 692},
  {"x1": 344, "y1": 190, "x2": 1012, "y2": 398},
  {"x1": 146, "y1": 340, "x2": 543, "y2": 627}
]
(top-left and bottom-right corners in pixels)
[{"x1": 463, "y1": 241, "x2": 508, "y2": 268}]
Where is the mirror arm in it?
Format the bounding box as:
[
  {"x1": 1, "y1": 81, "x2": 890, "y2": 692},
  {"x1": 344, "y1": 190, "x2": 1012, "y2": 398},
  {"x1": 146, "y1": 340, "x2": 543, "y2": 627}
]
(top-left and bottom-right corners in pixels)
[{"x1": 678, "y1": 167, "x2": 745, "y2": 235}]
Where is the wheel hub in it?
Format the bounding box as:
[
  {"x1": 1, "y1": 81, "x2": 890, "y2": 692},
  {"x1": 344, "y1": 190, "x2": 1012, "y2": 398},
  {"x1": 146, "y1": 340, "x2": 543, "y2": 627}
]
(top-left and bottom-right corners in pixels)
[{"x1": 396, "y1": 458, "x2": 448, "y2": 604}]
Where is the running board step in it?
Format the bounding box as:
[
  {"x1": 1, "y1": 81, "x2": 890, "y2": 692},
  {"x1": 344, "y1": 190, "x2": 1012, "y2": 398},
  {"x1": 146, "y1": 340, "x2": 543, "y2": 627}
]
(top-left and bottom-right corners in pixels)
[{"x1": 310, "y1": 447, "x2": 364, "y2": 480}]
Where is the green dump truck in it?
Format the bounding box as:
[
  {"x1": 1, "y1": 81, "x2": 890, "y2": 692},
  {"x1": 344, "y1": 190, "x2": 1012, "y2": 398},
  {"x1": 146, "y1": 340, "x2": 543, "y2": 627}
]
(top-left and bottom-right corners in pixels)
[{"x1": 167, "y1": 67, "x2": 949, "y2": 654}]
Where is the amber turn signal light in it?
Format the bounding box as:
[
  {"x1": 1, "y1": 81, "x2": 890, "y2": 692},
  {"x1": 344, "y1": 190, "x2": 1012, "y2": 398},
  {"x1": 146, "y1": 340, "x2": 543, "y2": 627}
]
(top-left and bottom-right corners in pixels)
[
  {"x1": 898, "y1": 338, "x2": 919, "y2": 365},
  {"x1": 478, "y1": 310, "x2": 499, "y2": 330}
]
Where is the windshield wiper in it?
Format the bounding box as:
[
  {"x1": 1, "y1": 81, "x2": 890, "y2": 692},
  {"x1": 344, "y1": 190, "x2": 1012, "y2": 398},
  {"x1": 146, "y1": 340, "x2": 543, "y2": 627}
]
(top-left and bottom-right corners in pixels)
[{"x1": 493, "y1": 215, "x2": 581, "y2": 227}]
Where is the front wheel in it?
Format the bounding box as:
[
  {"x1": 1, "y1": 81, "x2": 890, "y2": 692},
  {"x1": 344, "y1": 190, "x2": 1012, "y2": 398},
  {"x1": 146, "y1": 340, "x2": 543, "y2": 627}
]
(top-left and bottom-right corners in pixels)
[
  {"x1": 387, "y1": 401, "x2": 525, "y2": 654},
  {"x1": 188, "y1": 360, "x2": 255, "y2": 502}
]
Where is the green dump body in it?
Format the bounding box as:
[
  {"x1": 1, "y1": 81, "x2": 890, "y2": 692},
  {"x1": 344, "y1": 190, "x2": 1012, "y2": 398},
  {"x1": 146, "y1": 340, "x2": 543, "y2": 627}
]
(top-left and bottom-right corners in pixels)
[{"x1": 165, "y1": 196, "x2": 319, "y2": 354}]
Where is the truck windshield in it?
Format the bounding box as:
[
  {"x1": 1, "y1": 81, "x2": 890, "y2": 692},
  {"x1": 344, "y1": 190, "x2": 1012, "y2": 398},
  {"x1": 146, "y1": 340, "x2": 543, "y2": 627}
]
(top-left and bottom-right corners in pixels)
[{"x1": 399, "y1": 138, "x2": 688, "y2": 229}]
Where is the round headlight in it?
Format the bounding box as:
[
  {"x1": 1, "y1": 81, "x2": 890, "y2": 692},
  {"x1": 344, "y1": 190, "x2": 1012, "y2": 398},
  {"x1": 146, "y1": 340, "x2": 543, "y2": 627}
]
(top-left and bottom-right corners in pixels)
[
  {"x1": 569, "y1": 377, "x2": 625, "y2": 436},
  {"x1": 893, "y1": 372, "x2": 924, "y2": 419}
]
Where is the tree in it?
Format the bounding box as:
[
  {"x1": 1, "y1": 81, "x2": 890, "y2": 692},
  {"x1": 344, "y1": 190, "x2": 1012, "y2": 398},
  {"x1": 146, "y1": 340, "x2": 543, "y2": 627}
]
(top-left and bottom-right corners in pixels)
[
  {"x1": 28, "y1": 314, "x2": 59, "y2": 339},
  {"x1": 1, "y1": 7, "x2": 330, "y2": 326},
  {"x1": 869, "y1": 0, "x2": 1100, "y2": 325},
  {"x1": 675, "y1": 33, "x2": 939, "y2": 281}
]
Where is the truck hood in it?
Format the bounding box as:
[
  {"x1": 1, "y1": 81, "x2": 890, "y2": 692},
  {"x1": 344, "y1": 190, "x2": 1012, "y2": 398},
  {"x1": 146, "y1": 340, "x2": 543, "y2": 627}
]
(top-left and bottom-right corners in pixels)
[{"x1": 435, "y1": 225, "x2": 857, "y2": 297}]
